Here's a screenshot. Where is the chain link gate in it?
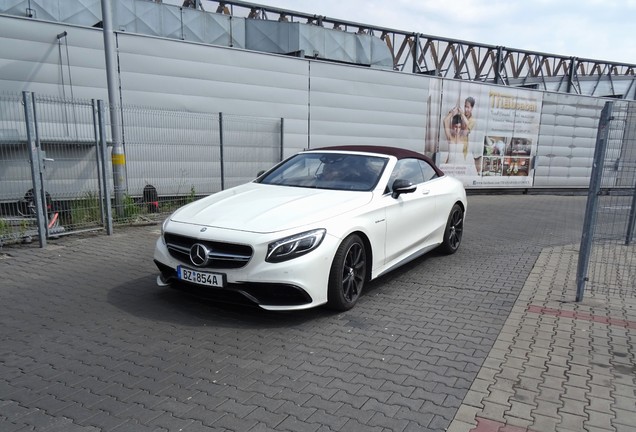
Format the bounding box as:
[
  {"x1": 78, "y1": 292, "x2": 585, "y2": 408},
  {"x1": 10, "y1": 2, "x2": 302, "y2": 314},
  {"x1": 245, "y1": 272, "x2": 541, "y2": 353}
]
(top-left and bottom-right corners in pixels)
[
  {"x1": 576, "y1": 101, "x2": 636, "y2": 300},
  {"x1": 0, "y1": 93, "x2": 112, "y2": 247}
]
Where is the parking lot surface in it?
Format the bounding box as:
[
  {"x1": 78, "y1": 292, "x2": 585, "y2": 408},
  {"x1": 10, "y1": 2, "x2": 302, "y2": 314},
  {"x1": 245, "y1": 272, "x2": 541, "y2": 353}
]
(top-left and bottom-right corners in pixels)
[{"x1": 2, "y1": 194, "x2": 635, "y2": 432}]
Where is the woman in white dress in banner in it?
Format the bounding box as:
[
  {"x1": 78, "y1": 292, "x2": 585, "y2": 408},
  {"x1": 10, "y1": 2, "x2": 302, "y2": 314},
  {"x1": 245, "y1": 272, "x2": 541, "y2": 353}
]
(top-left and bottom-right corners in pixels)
[
  {"x1": 443, "y1": 106, "x2": 478, "y2": 176},
  {"x1": 444, "y1": 109, "x2": 466, "y2": 163}
]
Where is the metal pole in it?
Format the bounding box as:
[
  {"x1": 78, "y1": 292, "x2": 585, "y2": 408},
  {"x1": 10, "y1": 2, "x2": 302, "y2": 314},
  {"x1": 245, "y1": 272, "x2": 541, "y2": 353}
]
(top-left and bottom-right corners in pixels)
[
  {"x1": 97, "y1": 100, "x2": 114, "y2": 235},
  {"x1": 412, "y1": 34, "x2": 419, "y2": 74},
  {"x1": 576, "y1": 101, "x2": 613, "y2": 302},
  {"x1": 280, "y1": 117, "x2": 284, "y2": 162},
  {"x1": 625, "y1": 178, "x2": 636, "y2": 245},
  {"x1": 100, "y1": 0, "x2": 127, "y2": 216},
  {"x1": 219, "y1": 112, "x2": 225, "y2": 190},
  {"x1": 30, "y1": 92, "x2": 51, "y2": 239},
  {"x1": 495, "y1": 46, "x2": 503, "y2": 85},
  {"x1": 22, "y1": 91, "x2": 47, "y2": 248},
  {"x1": 567, "y1": 57, "x2": 577, "y2": 94},
  {"x1": 92, "y1": 99, "x2": 106, "y2": 226}
]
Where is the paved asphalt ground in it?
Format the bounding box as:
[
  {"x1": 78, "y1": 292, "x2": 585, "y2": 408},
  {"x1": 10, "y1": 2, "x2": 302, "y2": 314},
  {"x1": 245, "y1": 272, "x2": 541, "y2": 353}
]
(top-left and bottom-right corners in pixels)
[{"x1": 1, "y1": 194, "x2": 635, "y2": 431}]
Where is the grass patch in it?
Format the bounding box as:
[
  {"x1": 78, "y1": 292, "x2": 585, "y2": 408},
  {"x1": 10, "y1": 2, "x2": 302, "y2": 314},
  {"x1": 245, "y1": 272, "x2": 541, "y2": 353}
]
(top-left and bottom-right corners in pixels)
[{"x1": 70, "y1": 191, "x2": 102, "y2": 227}]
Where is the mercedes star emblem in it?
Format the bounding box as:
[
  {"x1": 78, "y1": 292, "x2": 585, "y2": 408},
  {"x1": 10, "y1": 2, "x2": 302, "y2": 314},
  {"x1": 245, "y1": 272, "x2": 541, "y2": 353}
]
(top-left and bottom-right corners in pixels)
[{"x1": 189, "y1": 243, "x2": 210, "y2": 267}]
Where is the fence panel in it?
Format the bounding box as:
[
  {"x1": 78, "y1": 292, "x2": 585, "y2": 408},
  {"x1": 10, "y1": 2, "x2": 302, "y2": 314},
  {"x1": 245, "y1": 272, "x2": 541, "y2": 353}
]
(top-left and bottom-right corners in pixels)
[
  {"x1": 121, "y1": 107, "x2": 282, "y2": 223},
  {"x1": 32, "y1": 95, "x2": 107, "y2": 235},
  {"x1": 1, "y1": 93, "x2": 108, "y2": 244},
  {"x1": 122, "y1": 107, "x2": 221, "y2": 222},
  {"x1": 0, "y1": 93, "x2": 29, "y2": 200},
  {"x1": 222, "y1": 113, "x2": 283, "y2": 189},
  {"x1": 578, "y1": 102, "x2": 636, "y2": 298},
  {"x1": 0, "y1": 93, "x2": 33, "y2": 244}
]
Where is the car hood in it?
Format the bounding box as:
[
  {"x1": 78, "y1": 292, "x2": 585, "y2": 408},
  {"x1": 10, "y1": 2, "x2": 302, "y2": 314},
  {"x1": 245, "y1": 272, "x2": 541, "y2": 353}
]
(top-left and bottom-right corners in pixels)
[{"x1": 170, "y1": 183, "x2": 373, "y2": 234}]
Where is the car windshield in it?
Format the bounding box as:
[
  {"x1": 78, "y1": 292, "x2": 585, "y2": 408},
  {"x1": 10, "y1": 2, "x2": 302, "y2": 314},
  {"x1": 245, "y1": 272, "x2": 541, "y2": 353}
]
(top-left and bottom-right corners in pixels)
[{"x1": 258, "y1": 153, "x2": 388, "y2": 191}]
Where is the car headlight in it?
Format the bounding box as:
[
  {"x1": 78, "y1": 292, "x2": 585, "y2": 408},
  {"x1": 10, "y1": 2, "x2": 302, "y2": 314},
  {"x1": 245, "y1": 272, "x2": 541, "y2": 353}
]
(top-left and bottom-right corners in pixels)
[
  {"x1": 266, "y1": 229, "x2": 326, "y2": 263},
  {"x1": 161, "y1": 217, "x2": 171, "y2": 244}
]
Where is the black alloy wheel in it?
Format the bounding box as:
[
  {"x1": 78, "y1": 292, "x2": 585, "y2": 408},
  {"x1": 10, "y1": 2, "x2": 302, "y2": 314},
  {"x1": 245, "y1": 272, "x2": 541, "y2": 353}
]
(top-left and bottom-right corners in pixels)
[
  {"x1": 440, "y1": 203, "x2": 464, "y2": 254},
  {"x1": 327, "y1": 234, "x2": 367, "y2": 310}
]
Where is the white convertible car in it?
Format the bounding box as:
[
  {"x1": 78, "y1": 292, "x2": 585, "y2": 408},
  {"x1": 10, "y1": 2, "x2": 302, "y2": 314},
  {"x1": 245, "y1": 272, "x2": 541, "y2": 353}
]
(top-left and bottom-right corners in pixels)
[{"x1": 154, "y1": 146, "x2": 466, "y2": 311}]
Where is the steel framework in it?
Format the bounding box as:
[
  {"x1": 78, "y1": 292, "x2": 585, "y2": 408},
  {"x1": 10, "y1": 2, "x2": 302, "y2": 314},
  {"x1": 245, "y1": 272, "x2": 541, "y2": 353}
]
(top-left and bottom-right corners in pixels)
[{"x1": 208, "y1": 0, "x2": 636, "y2": 100}]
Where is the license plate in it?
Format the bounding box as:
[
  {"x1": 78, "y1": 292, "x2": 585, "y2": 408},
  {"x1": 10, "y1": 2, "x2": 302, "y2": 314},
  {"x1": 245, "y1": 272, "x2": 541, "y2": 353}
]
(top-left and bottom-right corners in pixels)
[{"x1": 177, "y1": 266, "x2": 225, "y2": 288}]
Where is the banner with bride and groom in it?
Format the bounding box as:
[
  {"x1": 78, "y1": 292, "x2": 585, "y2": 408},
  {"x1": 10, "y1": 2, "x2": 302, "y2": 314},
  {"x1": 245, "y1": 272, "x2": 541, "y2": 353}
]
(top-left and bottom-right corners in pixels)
[{"x1": 427, "y1": 79, "x2": 543, "y2": 188}]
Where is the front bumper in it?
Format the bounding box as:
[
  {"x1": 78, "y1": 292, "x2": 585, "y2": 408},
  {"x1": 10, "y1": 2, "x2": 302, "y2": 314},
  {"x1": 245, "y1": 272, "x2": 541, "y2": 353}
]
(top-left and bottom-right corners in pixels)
[
  {"x1": 154, "y1": 259, "x2": 313, "y2": 307},
  {"x1": 153, "y1": 233, "x2": 337, "y2": 311}
]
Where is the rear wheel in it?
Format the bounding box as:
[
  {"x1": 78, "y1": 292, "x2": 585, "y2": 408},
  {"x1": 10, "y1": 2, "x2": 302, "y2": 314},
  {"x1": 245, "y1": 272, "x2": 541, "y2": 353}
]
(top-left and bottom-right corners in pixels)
[
  {"x1": 440, "y1": 203, "x2": 464, "y2": 254},
  {"x1": 327, "y1": 234, "x2": 367, "y2": 311}
]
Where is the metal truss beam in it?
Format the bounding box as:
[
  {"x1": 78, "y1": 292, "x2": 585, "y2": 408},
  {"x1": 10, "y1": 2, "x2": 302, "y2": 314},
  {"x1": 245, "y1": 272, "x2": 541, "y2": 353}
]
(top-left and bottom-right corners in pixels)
[{"x1": 208, "y1": 0, "x2": 635, "y2": 99}]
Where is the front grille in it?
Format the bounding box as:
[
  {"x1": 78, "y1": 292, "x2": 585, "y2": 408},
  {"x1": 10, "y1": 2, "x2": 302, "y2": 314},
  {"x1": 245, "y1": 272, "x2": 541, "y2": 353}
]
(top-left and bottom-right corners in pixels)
[{"x1": 164, "y1": 233, "x2": 253, "y2": 269}]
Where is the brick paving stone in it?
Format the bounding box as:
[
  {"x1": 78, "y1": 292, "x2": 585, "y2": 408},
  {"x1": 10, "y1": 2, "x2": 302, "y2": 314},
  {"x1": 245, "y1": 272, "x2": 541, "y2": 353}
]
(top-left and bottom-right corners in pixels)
[
  {"x1": 612, "y1": 383, "x2": 636, "y2": 398},
  {"x1": 489, "y1": 377, "x2": 519, "y2": 394},
  {"x1": 506, "y1": 400, "x2": 535, "y2": 422},
  {"x1": 612, "y1": 407, "x2": 636, "y2": 428},
  {"x1": 452, "y1": 405, "x2": 481, "y2": 426},
  {"x1": 560, "y1": 397, "x2": 588, "y2": 417},
  {"x1": 112, "y1": 420, "x2": 166, "y2": 432},
  {"x1": 330, "y1": 390, "x2": 368, "y2": 409},
  {"x1": 334, "y1": 403, "x2": 373, "y2": 423},
  {"x1": 504, "y1": 415, "x2": 533, "y2": 430},
  {"x1": 212, "y1": 413, "x2": 260, "y2": 432},
  {"x1": 466, "y1": 378, "x2": 492, "y2": 397},
  {"x1": 83, "y1": 410, "x2": 128, "y2": 431},
  {"x1": 585, "y1": 410, "x2": 617, "y2": 431},
  {"x1": 562, "y1": 385, "x2": 590, "y2": 403},
  {"x1": 531, "y1": 414, "x2": 562, "y2": 431},
  {"x1": 180, "y1": 404, "x2": 224, "y2": 425},
  {"x1": 480, "y1": 400, "x2": 509, "y2": 421},
  {"x1": 244, "y1": 407, "x2": 288, "y2": 429}
]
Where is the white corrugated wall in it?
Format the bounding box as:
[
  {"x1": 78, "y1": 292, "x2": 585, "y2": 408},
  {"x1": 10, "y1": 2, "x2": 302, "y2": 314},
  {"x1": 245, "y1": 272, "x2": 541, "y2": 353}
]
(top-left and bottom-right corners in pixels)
[{"x1": 1, "y1": 13, "x2": 635, "y2": 191}]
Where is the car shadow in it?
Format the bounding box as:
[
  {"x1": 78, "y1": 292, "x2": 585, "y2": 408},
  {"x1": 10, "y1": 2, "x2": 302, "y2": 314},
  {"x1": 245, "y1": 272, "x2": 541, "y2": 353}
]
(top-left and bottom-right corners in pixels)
[
  {"x1": 365, "y1": 248, "x2": 442, "y2": 287},
  {"x1": 106, "y1": 275, "x2": 338, "y2": 329},
  {"x1": 107, "y1": 247, "x2": 451, "y2": 329}
]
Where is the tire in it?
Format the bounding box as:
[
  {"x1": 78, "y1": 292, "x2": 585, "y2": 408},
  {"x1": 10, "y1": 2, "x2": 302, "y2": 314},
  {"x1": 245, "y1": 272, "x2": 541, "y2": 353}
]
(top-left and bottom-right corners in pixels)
[
  {"x1": 440, "y1": 203, "x2": 464, "y2": 254},
  {"x1": 327, "y1": 234, "x2": 367, "y2": 311}
]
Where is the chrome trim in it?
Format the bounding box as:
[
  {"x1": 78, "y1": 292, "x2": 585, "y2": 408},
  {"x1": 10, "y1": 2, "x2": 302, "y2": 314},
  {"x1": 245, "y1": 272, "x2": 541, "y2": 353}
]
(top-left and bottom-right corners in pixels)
[{"x1": 167, "y1": 244, "x2": 251, "y2": 262}]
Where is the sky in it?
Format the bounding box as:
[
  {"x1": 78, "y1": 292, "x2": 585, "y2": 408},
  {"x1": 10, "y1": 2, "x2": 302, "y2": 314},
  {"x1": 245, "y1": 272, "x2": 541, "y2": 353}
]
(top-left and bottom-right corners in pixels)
[{"x1": 201, "y1": 0, "x2": 636, "y2": 65}]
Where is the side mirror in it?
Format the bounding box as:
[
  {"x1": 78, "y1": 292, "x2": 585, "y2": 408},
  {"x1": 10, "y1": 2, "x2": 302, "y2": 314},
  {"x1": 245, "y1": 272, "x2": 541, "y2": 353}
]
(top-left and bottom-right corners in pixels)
[
  {"x1": 256, "y1": 170, "x2": 266, "y2": 178},
  {"x1": 391, "y1": 179, "x2": 416, "y2": 199}
]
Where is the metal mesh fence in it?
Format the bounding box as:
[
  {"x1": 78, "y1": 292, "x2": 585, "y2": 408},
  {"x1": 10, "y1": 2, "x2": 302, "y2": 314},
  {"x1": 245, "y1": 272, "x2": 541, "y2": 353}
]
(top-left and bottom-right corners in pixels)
[
  {"x1": 0, "y1": 93, "x2": 283, "y2": 246},
  {"x1": 0, "y1": 93, "x2": 108, "y2": 243},
  {"x1": 0, "y1": 93, "x2": 31, "y2": 243},
  {"x1": 581, "y1": 103, "x2": 636, "y2": 297},
  {"x1": 221, "y1": 114, "x2": 282, "y2": 189},
  {"x1": 31, "y1": 95, "x2": 106, "y2": 234},
  {"x1": 121, "y1": 107, "x2": 221, "y2": 223},
  {"x1": 0, "y1": 93, "x2": 27, "y2": 202},
  {"x1": 120, "y1": 107, "x2": 282, "y2": 223}
]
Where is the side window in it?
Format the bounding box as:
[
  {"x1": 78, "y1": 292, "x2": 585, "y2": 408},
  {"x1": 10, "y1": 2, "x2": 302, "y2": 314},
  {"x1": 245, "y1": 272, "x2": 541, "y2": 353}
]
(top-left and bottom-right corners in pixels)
[
  {"x1": 419, "y1": 160, "x2": 439, "y2": 182},
  {"x1": 388, "y1": 158, "x2": 425, "y2": 189}
]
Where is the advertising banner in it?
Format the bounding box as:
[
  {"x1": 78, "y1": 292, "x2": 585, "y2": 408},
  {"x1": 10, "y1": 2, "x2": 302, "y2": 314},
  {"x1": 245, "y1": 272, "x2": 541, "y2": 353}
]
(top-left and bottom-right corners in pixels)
[{"x1": 433, "y1": 81, "x2": 543, "y2": 187}]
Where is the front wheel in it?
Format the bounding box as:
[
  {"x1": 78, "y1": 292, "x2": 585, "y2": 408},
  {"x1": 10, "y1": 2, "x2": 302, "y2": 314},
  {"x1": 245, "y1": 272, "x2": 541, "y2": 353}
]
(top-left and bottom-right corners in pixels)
[
  {"x1": 327, "y1": 234, "x2": 367, "y2": 311},
  {"x1": 440, "y1": 203, "x2": 464, "y2": 254}
]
